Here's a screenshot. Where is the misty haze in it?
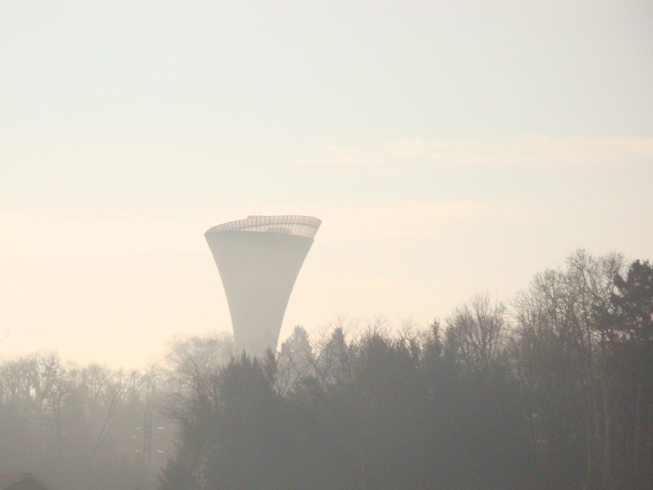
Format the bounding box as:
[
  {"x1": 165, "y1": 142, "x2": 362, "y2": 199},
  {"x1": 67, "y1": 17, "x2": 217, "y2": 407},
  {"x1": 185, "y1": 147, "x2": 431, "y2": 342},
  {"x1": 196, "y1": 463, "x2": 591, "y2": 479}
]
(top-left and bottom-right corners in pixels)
[{"x1": 1, "y1": 1, "x2": 652, "y2": 490}]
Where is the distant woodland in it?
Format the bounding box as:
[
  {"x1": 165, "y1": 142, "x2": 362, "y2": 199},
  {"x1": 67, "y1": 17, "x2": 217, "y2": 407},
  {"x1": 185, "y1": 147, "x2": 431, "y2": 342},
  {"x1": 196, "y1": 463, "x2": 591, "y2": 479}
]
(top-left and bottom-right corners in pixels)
[{"x1": 1, "y1": 250, "x2": 652, "y2": 490}]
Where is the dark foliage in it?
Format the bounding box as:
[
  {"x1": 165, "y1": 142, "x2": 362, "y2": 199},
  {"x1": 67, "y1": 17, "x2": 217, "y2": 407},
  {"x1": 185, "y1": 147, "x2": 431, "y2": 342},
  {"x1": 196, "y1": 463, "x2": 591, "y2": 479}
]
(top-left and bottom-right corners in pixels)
[{"x1": 160, "y1": 327, "x2": 534, "y2": 490}]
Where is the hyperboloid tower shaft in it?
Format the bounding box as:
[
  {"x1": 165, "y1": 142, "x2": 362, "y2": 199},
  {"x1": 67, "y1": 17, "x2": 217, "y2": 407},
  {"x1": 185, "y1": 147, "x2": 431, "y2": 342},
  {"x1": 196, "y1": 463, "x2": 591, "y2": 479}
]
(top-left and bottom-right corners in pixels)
[{"x1": 205, "y1": 215, "x2": 321, "y2": 357}]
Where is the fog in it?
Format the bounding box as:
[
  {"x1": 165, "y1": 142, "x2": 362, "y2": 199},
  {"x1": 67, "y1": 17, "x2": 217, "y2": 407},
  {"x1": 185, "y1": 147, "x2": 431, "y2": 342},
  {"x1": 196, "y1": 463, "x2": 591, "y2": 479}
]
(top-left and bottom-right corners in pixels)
[{"x1": 1, "y1": 1, "x2": 652, "y2": 488}]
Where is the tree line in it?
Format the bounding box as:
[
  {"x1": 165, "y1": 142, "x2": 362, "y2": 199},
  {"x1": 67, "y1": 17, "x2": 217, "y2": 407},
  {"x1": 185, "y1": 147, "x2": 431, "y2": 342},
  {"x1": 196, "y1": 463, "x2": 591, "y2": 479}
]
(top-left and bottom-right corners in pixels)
[
  {"x1": 0, "y1": 332, "x2": 234, "y2": 490},
  {"x1": 161, "y1": 251, "x2": 653, "y2": 490},
  {"x1": 1, "y1": 250, "x2": 652, "y2": 489}
]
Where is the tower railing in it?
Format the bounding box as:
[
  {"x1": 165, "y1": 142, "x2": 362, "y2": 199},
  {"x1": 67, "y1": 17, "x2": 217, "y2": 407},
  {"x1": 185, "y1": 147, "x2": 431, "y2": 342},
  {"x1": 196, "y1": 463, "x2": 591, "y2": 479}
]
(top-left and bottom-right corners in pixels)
[{"x1": 205, "y1": 215, "x2": 321, "y2": 239}]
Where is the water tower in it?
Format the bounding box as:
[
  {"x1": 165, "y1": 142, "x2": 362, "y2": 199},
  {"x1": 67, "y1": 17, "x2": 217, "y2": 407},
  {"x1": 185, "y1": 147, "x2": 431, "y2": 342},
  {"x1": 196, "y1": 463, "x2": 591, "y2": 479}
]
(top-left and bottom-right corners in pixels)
[{"x1": 205, "y1": 215, "x2": 321, "y2": 357}]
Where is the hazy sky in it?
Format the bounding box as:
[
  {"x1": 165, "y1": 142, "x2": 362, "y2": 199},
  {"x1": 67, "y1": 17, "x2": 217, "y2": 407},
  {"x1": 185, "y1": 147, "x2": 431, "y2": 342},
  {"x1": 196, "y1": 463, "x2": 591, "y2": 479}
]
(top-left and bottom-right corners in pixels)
[{"x1": 1, "y1": 0, "x2": 652, "y2": 368}]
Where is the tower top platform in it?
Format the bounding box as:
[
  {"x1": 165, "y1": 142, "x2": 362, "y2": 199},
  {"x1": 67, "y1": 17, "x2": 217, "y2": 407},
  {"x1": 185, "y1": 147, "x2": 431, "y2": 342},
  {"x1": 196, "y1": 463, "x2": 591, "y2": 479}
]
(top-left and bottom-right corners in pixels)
[{"x1": 205, "y1": 215, "x2": 321, "y2": 239}]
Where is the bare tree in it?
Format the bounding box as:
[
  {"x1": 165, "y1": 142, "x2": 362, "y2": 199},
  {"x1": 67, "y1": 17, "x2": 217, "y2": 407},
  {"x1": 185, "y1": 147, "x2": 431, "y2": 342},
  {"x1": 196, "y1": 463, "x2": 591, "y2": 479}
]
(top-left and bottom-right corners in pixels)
[
  {"x1": 512, "y1": 250, "x2": 625, "y2": 488},
  {"x1": 161, "y1": 332, "x2": 233, "y2": 417},
  {"x1": 276, "y1": 326, "x2": 315, "y2": 396},
  {"x1": 446, "y1": 293, "x2": 507, "y2": 374}
]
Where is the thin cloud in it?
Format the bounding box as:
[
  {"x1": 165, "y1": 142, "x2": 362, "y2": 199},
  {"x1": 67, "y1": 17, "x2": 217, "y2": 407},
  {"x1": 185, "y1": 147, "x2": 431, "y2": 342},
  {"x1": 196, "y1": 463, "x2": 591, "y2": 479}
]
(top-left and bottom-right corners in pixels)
[
  {"x1": 315, "y1": 201, "x2": 534, "y2": 242},
  {"x1": 297, "y1": 135, "x2": 653, "y2": 168},
  {"x1": 0, "y1": 213, "x2": 208, "y2": 258}
]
